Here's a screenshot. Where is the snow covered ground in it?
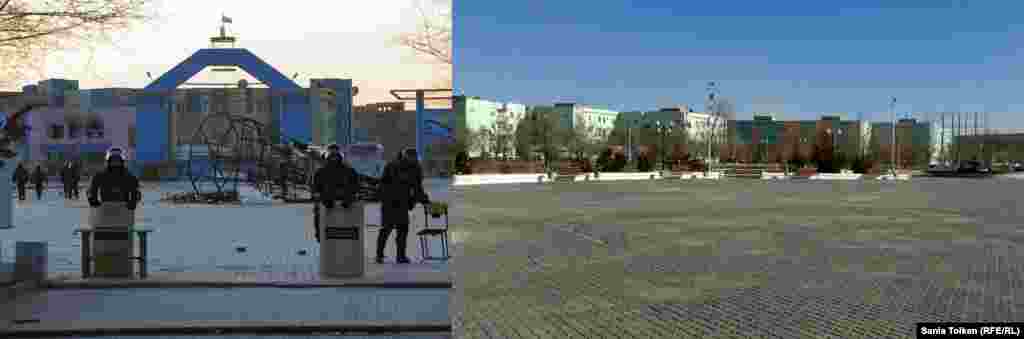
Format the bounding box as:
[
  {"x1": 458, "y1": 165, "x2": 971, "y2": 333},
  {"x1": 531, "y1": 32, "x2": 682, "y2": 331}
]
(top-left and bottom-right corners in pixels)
[{"x1": 1, "y1": 178, "x2": 453, "y2": 275}]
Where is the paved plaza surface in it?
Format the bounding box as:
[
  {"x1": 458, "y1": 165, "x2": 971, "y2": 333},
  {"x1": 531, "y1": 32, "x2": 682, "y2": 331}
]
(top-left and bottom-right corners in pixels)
[{"x1": 451, "y1": 178, "x2": 1024, "y2": 338}]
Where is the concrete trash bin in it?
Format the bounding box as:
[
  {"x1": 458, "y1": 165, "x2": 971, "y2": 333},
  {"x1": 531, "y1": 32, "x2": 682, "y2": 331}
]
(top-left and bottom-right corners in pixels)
[
  {"x1": 14, "y1": 241, "x2": 47, "y2": 282},
  {"x1": 89, "y1": 202, "x2": 135, "y2": 278},
  {"x1": 319, "y1": 201, "x2": 365, "y2": 278}
]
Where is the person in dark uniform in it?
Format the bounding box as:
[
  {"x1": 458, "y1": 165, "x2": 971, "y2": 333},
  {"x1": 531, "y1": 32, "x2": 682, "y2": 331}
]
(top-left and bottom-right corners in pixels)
[
  {"x1": 12, "y1": 162, "x2": 28, "y2": 201},
  {"x1": 30, "y1": 165, "x2": 45, "y2": 200},
  {"x1": 375, "y1": 148, "x2": 430, "y2": 264},
  {"x1": 70, "y1": 160, "x2": 82, "y2": 200},
  {"x1": 279, "y1": 161, "x2": 291, "y2": 200},
  {"x1": 312, "y1": 144, "x2": 360, "y2": 242},
  {"x1": 87, "y1": 147, "x2": 141, "y2": 211},
  {"x1": 60, "y1": 161, "x2": 73, "y2": 199}
]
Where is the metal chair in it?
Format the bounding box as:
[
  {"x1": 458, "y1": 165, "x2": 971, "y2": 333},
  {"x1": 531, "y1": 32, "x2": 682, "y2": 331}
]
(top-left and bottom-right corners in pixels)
[{"x1": 416, "y1": 203, "x2": 450, "y2": 262}]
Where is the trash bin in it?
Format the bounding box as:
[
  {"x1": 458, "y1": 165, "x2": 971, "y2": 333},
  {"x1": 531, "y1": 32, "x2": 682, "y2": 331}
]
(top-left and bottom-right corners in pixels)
[
  {"x1": 318, "y1": 201, "x2": 365, "y2": 278},
  {"x1": 89, "y1": 202, "x2": 135, "y2": 278},
  {"x1": 14, "y1": 241, "x2": 47, "y2": 282}
]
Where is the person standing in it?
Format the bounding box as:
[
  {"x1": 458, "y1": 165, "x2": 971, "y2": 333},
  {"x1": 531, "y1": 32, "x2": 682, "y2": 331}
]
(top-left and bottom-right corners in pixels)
[
  {"x1": 70, "y1": 160, "x2": 82, "y2": 200},
  {"x1": 312, "y1": 144, "x2": 360, "y2": 242},
  {"x1": 12, "y1": 162, "x2": 28, "y2": 201},
  {"x1": 60, "y1": 161, "x2": 73, "y2": 199},
  {"x1": 87, "y1": 147, "x2": 141, "y2": 210},
  {"x1": 375, "y1": 148, "x2": 430, "y2": 264},
  {"x1": 31, "y1": 165, "x2": 45, "y2": 200},
  {"x1": 279, "y1": 161, "x2": 291, "y2": 200}
]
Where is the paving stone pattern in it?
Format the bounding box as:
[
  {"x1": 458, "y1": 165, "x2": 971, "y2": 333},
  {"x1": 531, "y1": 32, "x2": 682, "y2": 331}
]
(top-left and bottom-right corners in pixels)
[{"x1": 453, "y1": 179, "x2": 1024, "y2": 338}]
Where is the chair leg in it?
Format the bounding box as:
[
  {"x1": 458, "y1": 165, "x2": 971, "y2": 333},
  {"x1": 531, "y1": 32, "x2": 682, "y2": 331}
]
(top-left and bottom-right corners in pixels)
[{"x1": 442, "y1": 233, "x2": 450, "y2": 259}]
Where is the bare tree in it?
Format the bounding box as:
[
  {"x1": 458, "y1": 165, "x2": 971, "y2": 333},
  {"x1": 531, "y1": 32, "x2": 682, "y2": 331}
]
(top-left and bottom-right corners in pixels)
[
  {"x1": 396, "y1": 0, "x2": 451, "y2": 66},
  {"x1": 705, "y1": 96, "x2": 734, "y2": 162},
  {"x1": 0, "y1": 0, "x2": 157, "y2": 87},
  {"x1": 563, "y1": 114, "x2": 597, "y2": 161},
  {"x1": 482, "y1": 110, "x2": 515, "y2": 161},
  {"x1": 518, "y1": 107, "x2": 563, "y2": 169}
]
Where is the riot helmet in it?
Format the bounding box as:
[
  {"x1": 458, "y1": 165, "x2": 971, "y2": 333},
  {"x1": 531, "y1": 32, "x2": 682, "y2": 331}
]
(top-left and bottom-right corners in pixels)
[
  {"x1": 321, "y1": 143, "x2": 344, "y2": 162},
  {"x1": 402, "y1": 148, "x2": 418, "y2": 162},
  {"x1": 105, "y1": 147, "x2": 126, "y2": 167}
]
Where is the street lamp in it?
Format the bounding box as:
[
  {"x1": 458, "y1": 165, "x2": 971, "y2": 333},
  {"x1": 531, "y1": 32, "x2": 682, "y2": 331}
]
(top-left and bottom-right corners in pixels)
[
  {"x1": 827, "y1": 127, "x2": 843, "y2": 167},
  {"x1": 626, "y1": 118, "x2": 633, "y2": 162},
  {"x1": 890, "y1": 97, "x2": 896, "y2": 174}
]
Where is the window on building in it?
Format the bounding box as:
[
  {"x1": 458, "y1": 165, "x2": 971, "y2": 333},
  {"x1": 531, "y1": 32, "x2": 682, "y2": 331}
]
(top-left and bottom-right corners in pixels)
[{"x1": 48, "y1": 124, "x2": 64, "y2": 139}]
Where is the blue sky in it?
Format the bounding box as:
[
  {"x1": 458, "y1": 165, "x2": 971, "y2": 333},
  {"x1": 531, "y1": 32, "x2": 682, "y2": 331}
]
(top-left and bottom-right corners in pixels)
[{"x1": 456, "y1": 0, "x2": 1024, "y2": 126}]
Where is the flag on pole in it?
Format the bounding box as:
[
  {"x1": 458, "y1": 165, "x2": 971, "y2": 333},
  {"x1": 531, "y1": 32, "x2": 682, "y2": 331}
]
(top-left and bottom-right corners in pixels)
[{"x1": 222, "y1": 15, "x2": 232, "y2": 24}]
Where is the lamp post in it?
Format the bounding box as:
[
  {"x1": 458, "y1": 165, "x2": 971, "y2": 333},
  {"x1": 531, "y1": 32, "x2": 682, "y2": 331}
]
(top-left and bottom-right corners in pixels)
[
  {"x1": 626, "y1": 118, "x2": 633, "y2": 162},
  {"x1": 890, "y1": 97, "x2": 896, "y2": 174}
]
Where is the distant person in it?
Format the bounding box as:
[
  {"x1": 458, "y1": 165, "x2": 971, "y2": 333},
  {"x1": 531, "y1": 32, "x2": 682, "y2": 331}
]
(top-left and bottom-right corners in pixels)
[
  {"x1": 60, "y1": 161, "x2": 74, "y2": 200},
  {"x1": 375, "y1": 148, "x2": 430, "y2": 264},
  {"x1": 312, "y1": 144, "x2": 360, "y2": 242},
  {"x1": 87, "y1": 147, "x2": 141, "y2": 211},
  {"x1": 11, "y1": 162, "x2": 28, "y2": 201},
  {"x1": 30, "y1": 165, "x2": 45, "y2": 200}
]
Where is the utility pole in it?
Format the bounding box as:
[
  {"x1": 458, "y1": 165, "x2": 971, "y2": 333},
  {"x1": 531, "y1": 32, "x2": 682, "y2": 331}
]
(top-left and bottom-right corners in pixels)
[
  {"x1": 940, "y1": 112, "x2": 945, "y2": 165},
  {"x1": 706, "y1": 81, "x2": 719, "y2": 174},
  {"x1": 890, "y1": 97, "x2": 896, "y2": 174}
]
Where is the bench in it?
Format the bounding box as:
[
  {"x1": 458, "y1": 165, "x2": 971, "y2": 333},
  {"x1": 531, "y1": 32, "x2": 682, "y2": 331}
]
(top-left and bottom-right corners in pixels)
[
  {"x1": 555, "y1": 164, "x2": 582, "y2": 182},
  {"x1": 75, "y1": 228, "x2": 152, "y2": 279}
]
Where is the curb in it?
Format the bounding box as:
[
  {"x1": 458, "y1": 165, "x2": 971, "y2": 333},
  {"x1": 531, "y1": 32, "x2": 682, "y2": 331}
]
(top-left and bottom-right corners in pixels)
[{"x1": 0, "y1": 320, "x2": 452, "y2": 338}]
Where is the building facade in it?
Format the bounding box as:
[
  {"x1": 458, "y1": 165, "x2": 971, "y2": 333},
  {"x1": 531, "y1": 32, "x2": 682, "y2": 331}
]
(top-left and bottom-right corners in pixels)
[
  {"x1": 725, "y1": 115, "x2": 870, "y2": 164},
  {"x1": 2, "y1": 78, "x2": 450, "y2": 174},
  {"x1": 453, "y1": 96, "x2": 527, "y2": 158},
  {"x1": 552, "y1": 103, "x2": 619, "y2": 141}
]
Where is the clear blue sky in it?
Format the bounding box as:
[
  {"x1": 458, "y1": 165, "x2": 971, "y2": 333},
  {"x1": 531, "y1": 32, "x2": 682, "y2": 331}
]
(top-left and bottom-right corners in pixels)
[{"x1": 455, "y1": 0, "x2": 1024, "y2": 126}]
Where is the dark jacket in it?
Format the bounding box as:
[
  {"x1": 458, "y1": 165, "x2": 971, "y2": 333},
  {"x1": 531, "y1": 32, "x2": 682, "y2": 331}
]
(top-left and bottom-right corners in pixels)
[
  {"x1": 60, "y1": 165, "x2": 73, "y2": 184},
  {"x1": 30, "y1": 167, "x2": 45, "y2": 186},
  {"x1": 378, "y1": 158, "x2": 429, "y2": 226},
  {"x1": 12, "y1": 165, "x2": 28, "y2": 185},
  {"x1": 87, "y1": 166, "x2": 141, "y2": 208},
  {"x1": 313, "y1": 160, "x2": 359, "y2": 206},
  {"x1": 70, "y1": 163, "x2": 81, "y2": 183}
]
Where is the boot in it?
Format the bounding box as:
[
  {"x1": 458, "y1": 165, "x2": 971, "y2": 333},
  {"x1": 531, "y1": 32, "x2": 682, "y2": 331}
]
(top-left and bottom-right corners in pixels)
[
  {"x1": 395, "y1": 225, "x2": 411, "y2": 264},
  {"x1": 376, "y1": 226, "x2": 392, "y2": 264}
]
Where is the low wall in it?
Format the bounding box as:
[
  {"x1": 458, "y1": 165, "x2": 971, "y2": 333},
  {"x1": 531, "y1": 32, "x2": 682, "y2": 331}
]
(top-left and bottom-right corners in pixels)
[
  {"x1": 452, "y1": 174, "x2": 549, "y2": 186},
  {"x1": 593, "y1": 172, "x2": 661, "y2": 181},
  {"x1": 677, "y1": 171, "x2": 723, "y2": 180},
  {"x1": 761, "y1": 172, "x2": 788, "y2": 180},
  {"x1": 810, "y1": 173, "x2": 864, "y2": 180},
  {"x1": 467, "y1": 160, "x2": 544, "y2": 174}
]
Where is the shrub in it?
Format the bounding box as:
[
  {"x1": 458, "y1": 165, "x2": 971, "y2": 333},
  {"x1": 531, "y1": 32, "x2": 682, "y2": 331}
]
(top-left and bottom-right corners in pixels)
[
  {"x1": 603, "y1": 152, "x2": 627, "y2": 172},
  {"x1": 596, "y1": 148, "x2": 613, "y2": 171},
  {"x1": 636, "y1": 154, "x2": 653, "y2": 172},
  {"x1": 454, "y1": 151, "x2": 470, "y2": 174}
]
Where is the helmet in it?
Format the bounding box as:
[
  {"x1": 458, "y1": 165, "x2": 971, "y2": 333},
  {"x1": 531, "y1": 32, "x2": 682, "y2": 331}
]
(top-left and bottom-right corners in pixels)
[
  {"x1": 105, "y1": 147, "x2": 126, "y2": 162},
  {"x1": 402, "y1": 147, "x2": 418, "y2": 161},
  {"x1": 321, "y1": 143, "x2": 343, "y2": 161}
]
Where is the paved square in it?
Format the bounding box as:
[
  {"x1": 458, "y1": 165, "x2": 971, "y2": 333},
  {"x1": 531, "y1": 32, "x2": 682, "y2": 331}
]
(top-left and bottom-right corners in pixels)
[{"x1": 451, "y1": 178, "x2": 1024, "y2": 338}]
